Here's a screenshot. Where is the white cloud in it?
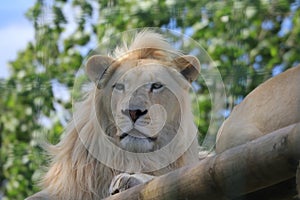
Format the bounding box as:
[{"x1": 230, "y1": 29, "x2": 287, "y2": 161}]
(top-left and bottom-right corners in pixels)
[{"x1": 0, "y1": 23, "x2": 34, "y2": 78}]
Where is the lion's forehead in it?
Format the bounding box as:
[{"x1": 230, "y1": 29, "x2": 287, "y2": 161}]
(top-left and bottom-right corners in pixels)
[{"x1": 115, "y1": 62, "x2": 173, "y2": 85}]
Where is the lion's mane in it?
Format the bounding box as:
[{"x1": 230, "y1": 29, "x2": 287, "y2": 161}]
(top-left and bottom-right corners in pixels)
[{"x1": 30, "y1": 31, "x2": 200, "y2": 200}]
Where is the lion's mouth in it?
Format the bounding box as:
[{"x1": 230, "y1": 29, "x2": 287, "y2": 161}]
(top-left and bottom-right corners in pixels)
[
  {"x1": 119, "y1": 131, "x2": 157, "y2": 153},
  {"x1": 120, "y1": 132, "x2": 157, "y2": 141}
]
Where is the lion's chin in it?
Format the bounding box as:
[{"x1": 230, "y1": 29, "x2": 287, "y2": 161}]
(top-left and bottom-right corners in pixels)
[{"x1": 120, "y1": 134, "x2": 155, "y2": 153}]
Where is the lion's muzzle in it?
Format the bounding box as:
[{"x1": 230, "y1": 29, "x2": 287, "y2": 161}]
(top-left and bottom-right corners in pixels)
[{"x1": 121, "y1": 109, "x2": 148, "y2": 123}]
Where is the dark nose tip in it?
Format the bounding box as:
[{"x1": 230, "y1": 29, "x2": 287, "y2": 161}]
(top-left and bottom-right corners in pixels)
[{"x1": 122, "y1": 109, "x2": 148, "y2": 123}]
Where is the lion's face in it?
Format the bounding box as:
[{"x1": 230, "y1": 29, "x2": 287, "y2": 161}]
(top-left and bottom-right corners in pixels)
[
  {"x1": 86, "y1": 52, "x2": 200, "y2": 154},
  {"x1": 100, "y1": 59, "x2": 184, "y2": 153}
]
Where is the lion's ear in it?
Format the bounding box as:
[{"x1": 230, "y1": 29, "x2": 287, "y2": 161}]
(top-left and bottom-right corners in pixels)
[
  {"x1": 174, "y1": 55, "x2": 201, "y2": 82},
  {"x1": 85, "y1": 55, "x2": 115, "y2": 83}
]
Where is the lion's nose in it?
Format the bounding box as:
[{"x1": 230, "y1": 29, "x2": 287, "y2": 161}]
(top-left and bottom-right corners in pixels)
[{"x1": 122, "y1": 109, "x2": 148, "y2": 123}]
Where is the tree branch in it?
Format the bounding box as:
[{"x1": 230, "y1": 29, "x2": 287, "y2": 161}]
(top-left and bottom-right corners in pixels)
[
  {"x1": 233, "y1": 177, "x2": 297, "y2": 200},
  {"x1": 104, "y1": 123, "x2": 300, "y2": 200}
]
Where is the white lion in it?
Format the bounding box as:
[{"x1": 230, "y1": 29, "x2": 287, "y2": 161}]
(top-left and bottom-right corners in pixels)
[
  {"x1": 26, "y1": 30, "x2": 201, "y2": 199},
  {"x1": 216, "y1": 65, "x2": 300, "y2": 153}
]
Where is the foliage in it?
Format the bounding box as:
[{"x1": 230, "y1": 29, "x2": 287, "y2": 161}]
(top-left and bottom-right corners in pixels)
[{"x1": 1, "y1": 0, "x2": 300, "y2": 199}]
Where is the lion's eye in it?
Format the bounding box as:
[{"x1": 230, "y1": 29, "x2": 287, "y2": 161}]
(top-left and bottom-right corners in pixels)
[
  {"x1": 151, "y1": 82, "x2": 163, "y2": 92},
  {"x1": 113, "y1": 83, "x2": 125, "y2": 91}
]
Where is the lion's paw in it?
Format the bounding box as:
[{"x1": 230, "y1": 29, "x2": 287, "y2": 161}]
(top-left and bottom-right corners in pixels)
[{"x1": 109, "y1": 173, "x2": 154, "y2": 195}]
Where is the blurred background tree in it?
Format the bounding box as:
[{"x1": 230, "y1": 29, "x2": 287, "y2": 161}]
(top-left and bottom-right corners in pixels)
[{"x1": 0, "y1": 0, "x2": 299, "y2": 199}]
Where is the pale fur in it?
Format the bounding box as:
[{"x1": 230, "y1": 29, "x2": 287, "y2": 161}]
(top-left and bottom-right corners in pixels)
[
  {"x1": 216, "y1": 65, "x2": 300, "y2": 153},
  {"x1": 114, "y1": 30, "x2": 176, "y2": 58},
  {"x1": 26, "y1": 31, "x2": 200, "y2": 200}
]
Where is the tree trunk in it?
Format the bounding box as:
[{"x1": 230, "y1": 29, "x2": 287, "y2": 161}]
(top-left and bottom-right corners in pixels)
[{"x1": 104, "y1": 123, "x2": 300, "y2": 200}]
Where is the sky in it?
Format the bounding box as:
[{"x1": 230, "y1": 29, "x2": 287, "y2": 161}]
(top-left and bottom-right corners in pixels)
[
  {"x1": 0, "y1": 1, "x2": 297, "y2": 80},
  {"x1": 0, "y1": 1, "x2": 35, "y2": 78}
]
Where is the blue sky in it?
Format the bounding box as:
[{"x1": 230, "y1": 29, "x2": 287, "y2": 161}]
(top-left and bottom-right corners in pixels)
[{"x1": 0, "y1": 1, "x2": 35, "y2": 78}]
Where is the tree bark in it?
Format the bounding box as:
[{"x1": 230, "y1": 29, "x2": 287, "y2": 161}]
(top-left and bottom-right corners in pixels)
[
  {"x1": 233, "y1": 177, "x2": 297, "y2": 200},
  {"x1": 104, "y1": 123, "x2": 300, "y2": 200}
]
